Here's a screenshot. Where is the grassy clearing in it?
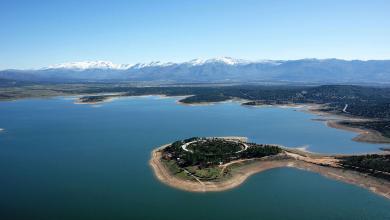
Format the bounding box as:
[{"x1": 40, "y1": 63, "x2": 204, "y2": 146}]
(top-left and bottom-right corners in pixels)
[
  {"x1": 162, "y1": 159, "x2": 195, "y2": 181},
  {"x1": 162, "y1": 159, "x2": 181, "y2": 174},
  {"x1": 190, "y1": 166, "x2": 222, "y2": 180},
  {"x1": 175, "y1": 171, "x2": 196, "y2": 181}
]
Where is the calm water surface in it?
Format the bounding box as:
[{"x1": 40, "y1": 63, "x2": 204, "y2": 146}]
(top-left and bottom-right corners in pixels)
[{"x1": 0, "y1": 96, "x2": 389, "y2": 220}]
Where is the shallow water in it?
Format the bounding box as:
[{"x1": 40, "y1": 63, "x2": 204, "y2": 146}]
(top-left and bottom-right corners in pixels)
[{"x1": 0, "y1": 96, "x2": 389, "y2": 220}]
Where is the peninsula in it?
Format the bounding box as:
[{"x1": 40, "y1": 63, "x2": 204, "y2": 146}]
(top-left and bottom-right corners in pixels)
[{"x1": 150, "y1": 137, "x2": 390, "y2": 199}]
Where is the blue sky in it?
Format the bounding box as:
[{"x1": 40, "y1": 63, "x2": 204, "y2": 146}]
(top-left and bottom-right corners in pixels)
[{"x1": 0, "y1": 0, "x2": 389, "y2": 69}]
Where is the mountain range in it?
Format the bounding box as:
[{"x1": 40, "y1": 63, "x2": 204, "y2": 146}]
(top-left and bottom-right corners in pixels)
[{"x1": 1, "y1": 57, "x2": 390, "y2": 85}]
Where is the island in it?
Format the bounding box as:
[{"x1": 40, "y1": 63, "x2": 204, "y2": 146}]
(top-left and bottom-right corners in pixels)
[{"x1": 150, "y1": 137, "x2": 390, "y2": 199}]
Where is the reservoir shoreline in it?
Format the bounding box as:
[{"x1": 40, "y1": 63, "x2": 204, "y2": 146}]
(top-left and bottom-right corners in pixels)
[{"x1": 76, "y1": 94, "x2": 390, "y2": 144}]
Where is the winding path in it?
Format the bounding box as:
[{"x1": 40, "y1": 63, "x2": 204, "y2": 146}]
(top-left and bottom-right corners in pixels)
[
  {"x1": 342, "y1": 104, "x2": 349, "y2": 113},
  {"x1": 181, "y1": 138, "x2": 249, "y2": 154},
  {"x1": 181, "y1": 141, "x2": 197, "y2": 153},
  {"x1": 183, "y1": 169, "x2": 205, "y2": 187}
]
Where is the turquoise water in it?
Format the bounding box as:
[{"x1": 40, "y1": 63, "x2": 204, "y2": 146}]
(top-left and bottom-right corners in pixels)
[{"x1": 0, "y1": 96, "x2": 389, "y2": 220}]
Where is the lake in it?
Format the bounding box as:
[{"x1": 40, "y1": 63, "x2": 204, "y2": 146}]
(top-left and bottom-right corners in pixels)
[{"x1": 0, "y1": 96, "x2": 389, "y2": 220}]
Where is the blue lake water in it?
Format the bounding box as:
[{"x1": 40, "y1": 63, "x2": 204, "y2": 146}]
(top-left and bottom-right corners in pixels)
[{"x1": 0, "y1": 96, "x2": 389, "y2": 220}]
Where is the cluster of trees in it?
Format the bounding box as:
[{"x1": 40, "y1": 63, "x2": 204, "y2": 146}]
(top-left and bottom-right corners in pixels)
[
  {"x1": 339, "y1": 154, "x2": 390, "y2": 180},
  {"x1": 163, "y1": 140, "x2": 188, "y2": 154},
  {"x1": 188, "y1": 139, "x2": 242, "y2": 155},
  {"x1": 79, "y1": 95, "x2": 109, "y2": 103},
  {"x1": 240, "y1": 144, "x2": 282, "y2": 158},
  {"x1": 163, "y1": 138, "x2": 282, "y2": 168}
]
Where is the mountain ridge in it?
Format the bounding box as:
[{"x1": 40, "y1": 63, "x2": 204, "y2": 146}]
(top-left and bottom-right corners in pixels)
[{"x1": 1, "y1": 57, "x2": 390, "y2": 84}]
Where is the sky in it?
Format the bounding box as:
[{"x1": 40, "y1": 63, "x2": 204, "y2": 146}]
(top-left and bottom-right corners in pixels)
[{"x1": 0, "y1": 0, "x2": 389, "y2": 69}]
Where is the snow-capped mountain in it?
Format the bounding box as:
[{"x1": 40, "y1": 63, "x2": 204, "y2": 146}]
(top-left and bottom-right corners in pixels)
[
  {"x1": 1, "y1": 58, "x2": 390, "y2": 84},
  {"x1": 185, "y1": 57, "x2": 250, "y2": 66},
  {"x1": 131, "y1": 61, "x2": 175, "y2": 69},
  {"x1": 45, "y1": 61, "x2": 131, "y2": 70},
  {"x1": 44, "y1": 57, "x2": 261, "y2": 70}
]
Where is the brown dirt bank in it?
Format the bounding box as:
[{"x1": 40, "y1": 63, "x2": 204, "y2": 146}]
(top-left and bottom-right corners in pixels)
[
  {"x1": 150, "y1": 147, "x2": 390, "y2": 199},
  {"x1": 327, "y1": 120, "x2": 390, "y2": 144}
]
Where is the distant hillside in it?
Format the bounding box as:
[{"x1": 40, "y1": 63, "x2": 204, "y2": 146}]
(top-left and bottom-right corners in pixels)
[{"x1": 1, "y1": 58, "x2": 390, "y2": 84}]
